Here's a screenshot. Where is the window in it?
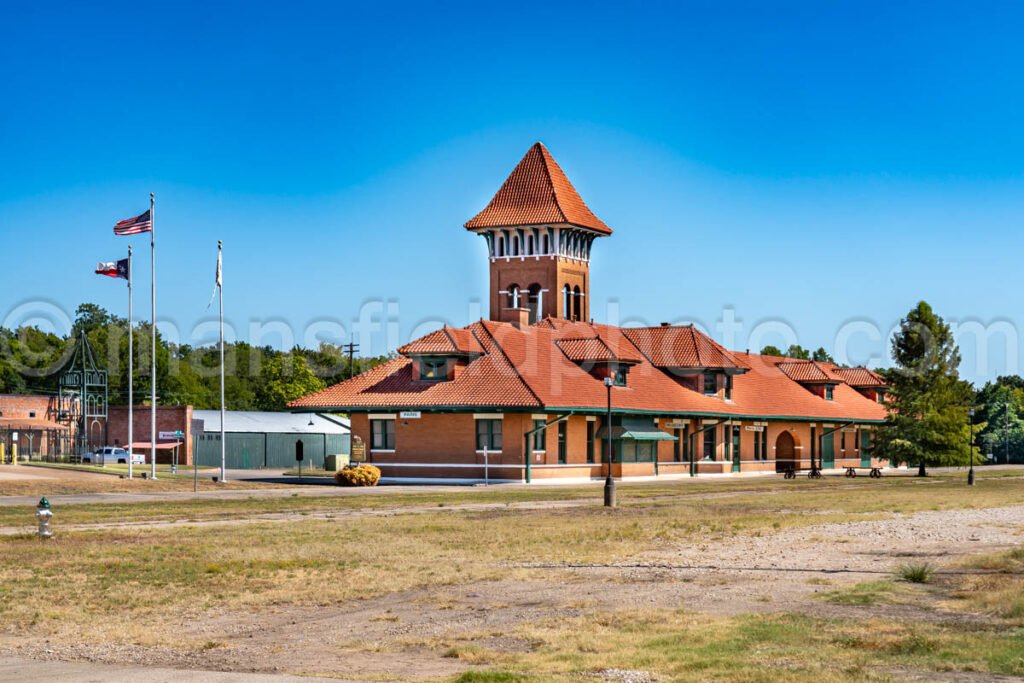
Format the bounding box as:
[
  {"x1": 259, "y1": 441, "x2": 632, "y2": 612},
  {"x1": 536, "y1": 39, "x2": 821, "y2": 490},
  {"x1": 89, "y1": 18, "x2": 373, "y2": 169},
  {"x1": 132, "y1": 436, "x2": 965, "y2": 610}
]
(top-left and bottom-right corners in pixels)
[
  {"x1": 841, "y1": 431, "x2": 846, "y2": 451},
  {"x1": 542, "y1": 233, "x2": 549, "y2": 254},
  {"x1": 673, "y1": 429, "x2": 681, "y2": 462},
  {"x1": 825, "y1": 385, "x2": 834, "y2": 400},
  {"x1": 732, "y1": 425, "x2": 741, "y2": 461},
  {"x1": 703, "y1": 427, "x2": 716, "y2": 460},
  {"x1": 507, "y1": 284, "x2": 521, "y2": 309},
  {"x1": 562, "y1": 285, "x2": 571, "y2": 319},
  {"x1": 476, "y1": 418, "x2": 502, "y2": 451},
  {"x1": 532, "y1": 419, "x2": 545, "y2": 451},
  {"x1": 612, "y1": 365, "x2": 628, "y2": 386},
  {"x1": 28, "y1": 411, "x2": 36, "y2": 418},
  {"x1": 572, "y1": 285, "x2": 581, "y2": 321},
  {"x1": 512, "y1": 235, "x2": 520, "y2": 256},
  {"x1": 810, "y1": 426, "x2": 816, "y2": 462},
  {"x1": 558, "y1": 420, "x2": 567, "y2": 463},
  {"x1": 724, "y1": 375, "x2": 733, "y2": 401},
  {"x1": 497, "y1": 236, "x2": 505, "y2": 257},
  {"x1": 371, "y1": 419, "x2": 395, "y2": 450},
  {"x1": 586, "y1": 421, "x2": 595, "y2": 463},
  {"x1": 527, "y1": 234, "x2": 534, "y2": 255},
  {"x1": 761, "y1": 428, "x2": 768, "y2": 461},
  {"x1": 683, "y1": 425, "x2": 690, "y2": 462},
  {"x1": 419, "y1": 357, "x2": 448, "y2": 381},
  {"x1": 703, "y1": 371, "x2": 717, "y2": 395}
]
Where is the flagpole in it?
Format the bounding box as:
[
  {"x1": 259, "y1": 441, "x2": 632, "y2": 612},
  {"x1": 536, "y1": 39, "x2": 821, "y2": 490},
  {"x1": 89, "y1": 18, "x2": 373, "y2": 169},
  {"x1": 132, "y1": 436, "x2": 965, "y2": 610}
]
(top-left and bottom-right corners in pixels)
[
  {"x1": 218, "y1": 240, "x2": 226, "y2": 483},
  {"x1": 150, "y1": 192, "x2": 157, "y2": 480},
  {"x1": 127, "y1": 245, "x2": 133, "y2": 481}
]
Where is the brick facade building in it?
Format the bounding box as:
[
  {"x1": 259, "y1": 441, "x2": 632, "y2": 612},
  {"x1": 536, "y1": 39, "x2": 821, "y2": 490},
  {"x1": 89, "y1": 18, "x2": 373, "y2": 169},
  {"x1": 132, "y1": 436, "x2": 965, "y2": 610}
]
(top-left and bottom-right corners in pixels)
[
  {"x1": 0, "y1": 394, "x2": 72, "y2": 460},
  {"x1": 107, "y1": 405, "x2": 194, "y2": 465},
  {"x1": 291, "y1": 143, "x2": 889, "y2": 483}
]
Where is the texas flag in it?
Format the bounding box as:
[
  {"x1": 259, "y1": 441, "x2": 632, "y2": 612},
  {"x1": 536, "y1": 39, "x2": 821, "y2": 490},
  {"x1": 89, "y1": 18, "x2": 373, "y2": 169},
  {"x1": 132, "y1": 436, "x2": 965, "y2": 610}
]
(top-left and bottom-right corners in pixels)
[{"x1": 95, "y1": 258, "x2": 130, "y2": 280}]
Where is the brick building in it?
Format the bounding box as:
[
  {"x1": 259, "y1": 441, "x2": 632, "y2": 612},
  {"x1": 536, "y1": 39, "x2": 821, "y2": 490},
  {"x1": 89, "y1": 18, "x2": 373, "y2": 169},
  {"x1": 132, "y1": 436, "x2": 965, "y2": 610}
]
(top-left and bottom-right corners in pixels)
[
  {"x1": 107, "y1": 405, "x2": 194, "y2": 465},
  {"x1": 0, "y1": 394, "x2": 72, "y2": 460},
  {"x1": 291, "y1": 143, "x2": 889, "y2": 483}
]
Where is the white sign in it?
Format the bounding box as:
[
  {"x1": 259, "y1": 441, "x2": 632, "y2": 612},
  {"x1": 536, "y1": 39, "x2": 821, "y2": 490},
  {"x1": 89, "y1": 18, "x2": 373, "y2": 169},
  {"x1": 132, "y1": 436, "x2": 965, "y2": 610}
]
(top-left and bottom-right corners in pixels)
[
  {"x1": 664, "y1": 419, "x2": 687, "y2": 429},
  {"x1": 744, "y1": 425, "x2": 764, "y2": 432},
  {"x1": 400, "y1": 411, "x2": 422, "y2": 419},
  {"x1": 158, "y1": 431, "x2": 184, "y2": 440},
  {"x1": 841, "y1": 427, "x2": 858, "y2": 433}
]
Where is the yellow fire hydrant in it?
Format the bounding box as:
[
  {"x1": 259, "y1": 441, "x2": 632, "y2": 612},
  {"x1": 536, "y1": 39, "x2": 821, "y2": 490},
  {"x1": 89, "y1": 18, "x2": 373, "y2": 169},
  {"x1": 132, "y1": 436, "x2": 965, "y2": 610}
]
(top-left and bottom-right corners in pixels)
[{"x1": 35, "y1": 497, "x2": 53, "y2": 539}]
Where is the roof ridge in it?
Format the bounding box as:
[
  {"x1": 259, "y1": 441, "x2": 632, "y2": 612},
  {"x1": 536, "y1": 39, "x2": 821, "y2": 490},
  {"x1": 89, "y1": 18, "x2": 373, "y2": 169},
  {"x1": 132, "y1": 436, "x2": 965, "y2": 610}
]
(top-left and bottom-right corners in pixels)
[
  {"x1": 478, "y1": 320, "x2": 544, "y2": 407},
  {"x1": 535, "y1": 142, "x2": 570, "y2": 225}
]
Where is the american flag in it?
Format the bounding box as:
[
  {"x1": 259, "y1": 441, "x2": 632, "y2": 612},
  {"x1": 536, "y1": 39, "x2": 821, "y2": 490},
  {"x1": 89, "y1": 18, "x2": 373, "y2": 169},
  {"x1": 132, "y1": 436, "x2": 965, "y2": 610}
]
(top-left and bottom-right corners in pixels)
[{"x1": 113, "y1": 209, "x2": 152, "y2": 236}]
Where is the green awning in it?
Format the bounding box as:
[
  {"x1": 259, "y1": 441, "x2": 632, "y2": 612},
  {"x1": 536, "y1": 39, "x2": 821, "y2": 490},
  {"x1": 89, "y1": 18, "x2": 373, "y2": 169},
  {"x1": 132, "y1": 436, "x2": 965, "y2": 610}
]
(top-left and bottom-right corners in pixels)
[{"x1": 597, "y1": 418, "x2": 677, "y2": 441}]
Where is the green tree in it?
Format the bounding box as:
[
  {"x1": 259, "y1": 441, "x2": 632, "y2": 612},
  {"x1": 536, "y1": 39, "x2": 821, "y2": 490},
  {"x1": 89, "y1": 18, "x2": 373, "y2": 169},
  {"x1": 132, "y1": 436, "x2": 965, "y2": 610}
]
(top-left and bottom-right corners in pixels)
[
  {"x1": 812, "y1": 347, "x2": 835, "y2": 363},
  {"x1": 976, "y1": 378, "x2": 1024, "y2": 463},
  {"x1": 877, "y1": 301, "x2": 977, "y2": 476},
  {"x1": 759, "y1": 345, "x2": 784, "y2": 357},
  {"x1": 255, "y1": 354, "x2": 326, "y2": 410}
]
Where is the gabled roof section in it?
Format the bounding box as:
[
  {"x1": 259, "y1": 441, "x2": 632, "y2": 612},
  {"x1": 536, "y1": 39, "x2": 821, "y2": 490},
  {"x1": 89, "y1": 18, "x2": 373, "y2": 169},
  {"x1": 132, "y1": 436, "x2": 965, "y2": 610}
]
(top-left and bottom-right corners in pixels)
[
  {"x1": 464, "y1": 142, "x2": 612, "y2": 235},
  {"x1": 397, "y1": 325, "x2": 484, "y2": 356},
  {"x1": 776, "y1": 360, "x2": 841, "y2": 384},
  {"x1": 556, "y1": 337, "x2": 639, "y2": 364},
  {"x1": 621, "y1": 325, "x2": 747, "y2": 370},
  {"x1": 832, "y1": 366, "x2": 888, "y2": 389}
]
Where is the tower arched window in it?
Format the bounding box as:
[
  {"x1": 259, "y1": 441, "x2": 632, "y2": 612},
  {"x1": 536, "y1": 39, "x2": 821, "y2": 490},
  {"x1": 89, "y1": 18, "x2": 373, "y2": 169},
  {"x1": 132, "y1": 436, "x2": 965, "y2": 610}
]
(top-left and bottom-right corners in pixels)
[
  {"x1": 527, "y1": 283, "x2": 541, "y2": 323},
  {"x1": 497, "y1": 236, "x2": 505, "y2": 257},
  {"x1": 572, "y1": 285, "x2": 582, "y2": 321},
  {"x1": 507, "y1": 284, "x2": 521, "y2": 309},
  {"x1": 527, "y1": 234, "x2": 534, "y2": 255},
  {"x1": 562, "y1": 284, "x2": 571, "y2": 320},
  {"x1": 542, "y1": 232, "x2": 549, "y2": 255},
  {"x1": 512, "y1": 235, "x2": 520, "y2": 256}
]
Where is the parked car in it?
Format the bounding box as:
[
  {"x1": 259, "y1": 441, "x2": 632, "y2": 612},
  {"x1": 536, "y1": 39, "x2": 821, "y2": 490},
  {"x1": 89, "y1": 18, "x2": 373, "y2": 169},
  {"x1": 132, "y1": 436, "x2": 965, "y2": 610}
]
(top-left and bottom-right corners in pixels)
[{"x1": 82, "y1": 447, "x2": 143, "y2": 465}]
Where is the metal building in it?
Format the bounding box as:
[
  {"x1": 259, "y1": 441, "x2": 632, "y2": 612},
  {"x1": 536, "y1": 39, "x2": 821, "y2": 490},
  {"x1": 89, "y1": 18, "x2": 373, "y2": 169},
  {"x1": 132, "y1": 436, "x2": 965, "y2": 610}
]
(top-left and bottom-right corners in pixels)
[{"x1": 192, "y1": 411, "x2": 350, "y2": 469}]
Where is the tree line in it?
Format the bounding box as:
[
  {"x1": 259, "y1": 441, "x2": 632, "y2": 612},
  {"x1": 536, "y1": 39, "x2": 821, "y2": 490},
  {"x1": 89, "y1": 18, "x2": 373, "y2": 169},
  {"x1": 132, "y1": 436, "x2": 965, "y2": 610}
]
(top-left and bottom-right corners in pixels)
[{"x1": 0, "y1": 303, "x2": 392, "y2": 411}]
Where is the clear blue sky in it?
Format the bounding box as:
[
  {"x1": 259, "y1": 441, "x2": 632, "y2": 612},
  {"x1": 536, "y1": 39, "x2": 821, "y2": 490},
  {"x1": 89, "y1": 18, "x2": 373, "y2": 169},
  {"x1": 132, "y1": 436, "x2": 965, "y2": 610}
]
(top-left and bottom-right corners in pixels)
[{"x1": 1, "y1": 1, "x2": 1021, "y2": 385}]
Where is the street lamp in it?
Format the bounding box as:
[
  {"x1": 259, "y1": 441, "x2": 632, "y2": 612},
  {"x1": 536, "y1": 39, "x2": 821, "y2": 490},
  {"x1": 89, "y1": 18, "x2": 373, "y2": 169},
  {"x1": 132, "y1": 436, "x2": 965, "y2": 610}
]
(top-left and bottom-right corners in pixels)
[
  {"x1": 968, "y1": 407, "x2": 976, "y2": 486},
  {"x1": 603, "y1": 376, "x2": 616, "y2": 508}
]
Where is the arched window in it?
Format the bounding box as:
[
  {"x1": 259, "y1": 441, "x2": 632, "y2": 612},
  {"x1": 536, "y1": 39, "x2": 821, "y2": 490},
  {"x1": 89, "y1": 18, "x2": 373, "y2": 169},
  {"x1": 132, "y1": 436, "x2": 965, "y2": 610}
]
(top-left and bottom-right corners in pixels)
[
  {"x1": 572, "y1": 285, "x2": 582, "y2": 321},
  {"x1": 512, "y1": 235, "x2": 520, "y2": 256},
  {"x1": 542, "y1": 233, "x2": 549, "y2": 255},
  {"x1": 527, "y1": 234, "x2": 534, "y2": 255},
  {"x1": 497, "y1": 236, "x2": 505, "y2": 257},
  {"x1": 527, "y1": 283, "x2": 541, "y2": 323},
  {"x1": 562, "y1": 284, "x2": 571, "y2": 320},
  {"x1": 507, "y1": 284, "x2": 520, "y2": 309}
]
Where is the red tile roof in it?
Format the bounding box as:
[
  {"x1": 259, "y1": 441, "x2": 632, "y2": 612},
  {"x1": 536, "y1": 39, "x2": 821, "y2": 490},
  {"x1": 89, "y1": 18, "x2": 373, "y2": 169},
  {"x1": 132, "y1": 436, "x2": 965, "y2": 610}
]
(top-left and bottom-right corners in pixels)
[
  {"x1": 292, "y1": 319, "x2": 887, "y2": 423},
  {"x1": 622, "y1": 325, "x2": 747, "y2": 369},
  {"x1": 776, "y1": 360, "x2": 841, "y2": 384},
  {"x1": 397, "y1": 326, "x2": 484, "y2": 356},
  {"x1": 464, "y1": 142, "x2": 612, "y2": 235},
  {"x1": 831, "y1": 366, "x2": 887, "y2": 388}
]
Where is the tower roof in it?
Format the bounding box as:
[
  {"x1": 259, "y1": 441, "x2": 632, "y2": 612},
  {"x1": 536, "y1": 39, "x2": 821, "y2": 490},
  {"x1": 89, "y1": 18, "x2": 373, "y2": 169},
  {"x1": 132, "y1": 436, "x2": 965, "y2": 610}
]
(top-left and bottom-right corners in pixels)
[{"x1": 464, "y1": 142, "x2": 612, "y2": 235}]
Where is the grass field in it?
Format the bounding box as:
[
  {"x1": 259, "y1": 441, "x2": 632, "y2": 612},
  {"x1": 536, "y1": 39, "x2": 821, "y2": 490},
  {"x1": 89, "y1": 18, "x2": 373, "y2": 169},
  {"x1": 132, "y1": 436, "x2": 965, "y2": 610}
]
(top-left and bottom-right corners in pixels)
[{"x1": 0, "y1": 470, "x2": 1022, "y2": 681}]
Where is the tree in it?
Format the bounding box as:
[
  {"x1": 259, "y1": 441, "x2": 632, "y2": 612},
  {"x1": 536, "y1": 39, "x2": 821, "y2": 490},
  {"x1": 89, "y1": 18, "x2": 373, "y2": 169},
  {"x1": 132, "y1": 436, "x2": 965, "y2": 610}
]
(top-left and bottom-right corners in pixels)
[
  {"x1": 785, "y1": 344, "x2": 811, "y2": 360},
  {"x1": 255, "y1": 354, "x2": 326, "y2": 410},
  {"x1": 877, "y1": 301, "x2": 977, "y2": 476},
  {"x1": 976, "y1": 378, "x2": 1024, "y2": 463},
  {"x1": 760, "y1": 345, "x2": 784, "y2": 357},
  {"x1": 812, "y1": 347, "x2": 835, "y2": 363}
]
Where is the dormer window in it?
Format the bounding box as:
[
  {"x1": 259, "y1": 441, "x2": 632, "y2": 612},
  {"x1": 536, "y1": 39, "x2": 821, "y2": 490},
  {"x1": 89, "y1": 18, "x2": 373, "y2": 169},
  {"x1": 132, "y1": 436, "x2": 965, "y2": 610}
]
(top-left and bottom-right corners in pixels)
[
  {"x1": 825, "y1": 385, "x2": 834, "y2": 401},
  {"x1": 419, "y1": 357, "x2": 448, "y2": 381},
  {"x1": 703, "y1": 371, "x2": 717, "y2": 395},
  {"x1": 612, "y1": 365, "x2": 628, "y2": 387}
]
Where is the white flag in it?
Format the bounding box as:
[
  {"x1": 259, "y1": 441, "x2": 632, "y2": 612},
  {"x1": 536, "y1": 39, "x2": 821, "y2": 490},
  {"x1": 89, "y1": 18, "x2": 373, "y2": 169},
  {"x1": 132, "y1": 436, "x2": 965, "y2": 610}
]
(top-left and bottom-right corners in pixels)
[{"x1": 215, "y1": 248, "x2": 222, "y2": 287}]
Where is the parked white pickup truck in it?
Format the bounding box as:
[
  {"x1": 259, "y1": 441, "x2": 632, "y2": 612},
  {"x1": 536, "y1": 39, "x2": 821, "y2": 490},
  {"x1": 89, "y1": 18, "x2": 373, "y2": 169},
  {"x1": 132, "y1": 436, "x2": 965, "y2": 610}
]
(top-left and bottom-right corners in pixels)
[{"x1": 82, "y1": 447, "x2": 144, "y2": 465}]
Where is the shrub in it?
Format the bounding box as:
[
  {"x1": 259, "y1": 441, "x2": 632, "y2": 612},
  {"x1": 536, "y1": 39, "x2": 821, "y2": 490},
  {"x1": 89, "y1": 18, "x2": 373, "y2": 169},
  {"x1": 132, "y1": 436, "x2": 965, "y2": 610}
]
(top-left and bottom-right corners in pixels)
[
  {"x1": 334, "y1": 464, "x2": 381, "y2": 487},
  {"x1": 896, "y1": 562, "x2": 935, "y2": 584}
]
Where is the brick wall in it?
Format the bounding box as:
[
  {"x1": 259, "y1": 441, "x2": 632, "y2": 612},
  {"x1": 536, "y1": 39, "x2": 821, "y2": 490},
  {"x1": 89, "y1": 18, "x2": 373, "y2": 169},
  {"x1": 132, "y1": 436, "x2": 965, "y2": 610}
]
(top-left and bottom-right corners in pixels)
[{"x1": 107, "y1": 405, "x2": 193, "y2": 465}]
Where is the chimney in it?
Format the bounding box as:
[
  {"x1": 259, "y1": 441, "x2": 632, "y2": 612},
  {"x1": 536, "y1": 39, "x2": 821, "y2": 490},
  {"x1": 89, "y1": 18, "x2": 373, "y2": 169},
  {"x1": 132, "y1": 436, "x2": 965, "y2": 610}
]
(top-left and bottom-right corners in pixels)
[
  {"x1": 660, "y1": 322, "x2": 671, "y2": 327},
  {"x1": 502, "y1": 307, "x2": 531, "y2": 329}
]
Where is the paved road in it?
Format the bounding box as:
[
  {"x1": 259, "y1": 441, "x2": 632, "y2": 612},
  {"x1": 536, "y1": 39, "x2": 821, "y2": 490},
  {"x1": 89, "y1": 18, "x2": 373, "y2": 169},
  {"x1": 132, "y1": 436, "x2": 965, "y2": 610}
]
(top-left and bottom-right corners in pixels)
[{"x1": 0, "y1": 657, "x2": 347, "y2": 682}]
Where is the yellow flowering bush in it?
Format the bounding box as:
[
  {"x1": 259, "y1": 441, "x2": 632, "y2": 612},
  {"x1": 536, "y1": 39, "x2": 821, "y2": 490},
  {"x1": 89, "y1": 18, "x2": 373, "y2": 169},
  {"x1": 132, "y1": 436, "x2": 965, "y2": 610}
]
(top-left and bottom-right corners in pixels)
[{"x1": 334, "y1": 464, "x2": 381, "y2": 487}]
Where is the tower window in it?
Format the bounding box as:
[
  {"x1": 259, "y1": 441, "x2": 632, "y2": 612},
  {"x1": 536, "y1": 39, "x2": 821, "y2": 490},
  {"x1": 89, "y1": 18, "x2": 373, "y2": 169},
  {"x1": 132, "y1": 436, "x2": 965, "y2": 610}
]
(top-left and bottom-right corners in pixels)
[
  {"x1": 497, "y1": 236, "x2": 505, "y2": 257},
  {"x1": 527, "y1": 234, "x2": 534, "y2": 255},
  {"x1": 562, "y1": 285, "x2": 571, "y2": 319},
  {"x1": 507, "y1": 284, "x2": 520, "y2": 309},
  {"x1": 572, "y1": 285, "x2": 581, "y2": 321},
  {"x1": 512, "y1": 235, "x2": 520, "y2": 256},
  {"x1": 542, "y1": 233, "x2": 549, "y2": 254}
]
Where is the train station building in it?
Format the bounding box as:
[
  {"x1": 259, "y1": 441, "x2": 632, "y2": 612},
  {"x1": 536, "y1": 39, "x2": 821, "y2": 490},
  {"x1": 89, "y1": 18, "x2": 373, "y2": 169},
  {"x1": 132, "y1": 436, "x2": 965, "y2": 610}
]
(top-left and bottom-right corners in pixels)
[{"x1": 291, "y1": 143, "x2": 889, "y2": 483}]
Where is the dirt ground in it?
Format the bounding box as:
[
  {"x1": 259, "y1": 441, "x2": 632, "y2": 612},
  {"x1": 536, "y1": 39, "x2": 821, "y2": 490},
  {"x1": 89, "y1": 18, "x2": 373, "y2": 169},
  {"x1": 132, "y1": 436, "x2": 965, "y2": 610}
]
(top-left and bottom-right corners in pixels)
[{"x1": 3, "y1": 501, "x2": 1022, "y2": 681}]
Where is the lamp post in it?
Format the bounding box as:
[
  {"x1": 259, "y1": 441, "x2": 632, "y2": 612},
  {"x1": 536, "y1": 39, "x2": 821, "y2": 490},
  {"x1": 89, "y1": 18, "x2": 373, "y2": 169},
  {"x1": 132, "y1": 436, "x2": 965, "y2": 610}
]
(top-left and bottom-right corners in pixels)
[
  {"x1": 603, "y1": 376, "x2": 616, "y2": 508},
  {"x1": 968, "y1": 407, "x2": 975, "y2": 486}
]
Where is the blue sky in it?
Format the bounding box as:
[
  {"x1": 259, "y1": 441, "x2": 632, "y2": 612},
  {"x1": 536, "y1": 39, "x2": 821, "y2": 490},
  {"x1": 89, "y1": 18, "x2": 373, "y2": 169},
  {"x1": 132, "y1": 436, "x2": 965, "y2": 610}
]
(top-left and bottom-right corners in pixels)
[{"x1": 1, "y1": 1, "x2": 1021, "y2": 384}]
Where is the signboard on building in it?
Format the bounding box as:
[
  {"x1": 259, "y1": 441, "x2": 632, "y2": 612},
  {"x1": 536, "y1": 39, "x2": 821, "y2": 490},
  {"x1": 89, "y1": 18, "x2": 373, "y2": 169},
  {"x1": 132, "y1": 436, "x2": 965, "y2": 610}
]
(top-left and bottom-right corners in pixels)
[
  {"x1": 744, "y1": 425, "x2": 764, "y2": 432},
  {"x1": 400, "y1": 411, "x2": 422, "y2": 419},
  {"x1": 159, "y1": 430, "x2": 184, "y2": 441},
  {"x1": 663, "y1": 419, "x2": 687, "y2": 429},
  {"x1": 351, "y1": 435, "x2": 366, "y2": 462}
]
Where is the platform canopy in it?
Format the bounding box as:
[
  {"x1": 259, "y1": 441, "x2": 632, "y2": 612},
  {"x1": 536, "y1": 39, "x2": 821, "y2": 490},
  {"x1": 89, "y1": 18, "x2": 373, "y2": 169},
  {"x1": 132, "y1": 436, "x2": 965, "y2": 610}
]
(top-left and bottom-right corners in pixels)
[{"x1": 597, "y1": 417, "x2": 677, "y2": 441}]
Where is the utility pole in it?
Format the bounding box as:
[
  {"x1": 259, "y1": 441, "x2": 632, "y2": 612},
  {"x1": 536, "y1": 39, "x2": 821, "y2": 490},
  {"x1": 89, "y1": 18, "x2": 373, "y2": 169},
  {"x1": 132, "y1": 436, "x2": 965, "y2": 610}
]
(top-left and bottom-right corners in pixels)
[
  {"x1": 342, "y1": 342, "x2": 360, "y2": 380},
  {"x1": 1006, "y1": 403, "x2": 1011, "y2": 465}
]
